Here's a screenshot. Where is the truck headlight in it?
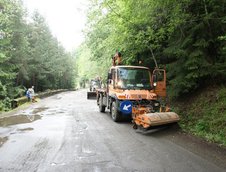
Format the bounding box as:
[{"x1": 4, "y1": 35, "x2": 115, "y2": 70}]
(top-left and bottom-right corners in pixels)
[{"x1": 154, "y1": 102, "x2": 160, "y2": 106}]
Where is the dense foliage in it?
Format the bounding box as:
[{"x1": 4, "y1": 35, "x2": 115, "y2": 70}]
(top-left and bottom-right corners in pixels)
[
  {"x1": 0, "y1": 0, "x2": 76, "y2": 111},
  {"x1": 80, "y1": 0, "x2": 226, "y2": 98},
  {"x1": 75, "y1": 43, "x2": 111, "y2": 87}
]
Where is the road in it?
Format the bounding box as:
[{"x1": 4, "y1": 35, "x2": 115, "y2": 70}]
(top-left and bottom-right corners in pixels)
[{"x1": 0, "y1": 90, "x2": 225, "y2": 172}]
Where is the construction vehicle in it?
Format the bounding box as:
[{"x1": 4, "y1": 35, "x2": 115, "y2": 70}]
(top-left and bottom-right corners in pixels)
[
  {"x1": 87, "y1": 79, "x2": 101, "y2": 99},
  {"x1": 95, "y1": 52, "x2": 180, "y2": 129}
]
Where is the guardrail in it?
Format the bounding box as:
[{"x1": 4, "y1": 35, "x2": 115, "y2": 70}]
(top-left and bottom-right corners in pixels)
[{"x1": 11, "y1": 89, "x2": 73, "y2": 109}]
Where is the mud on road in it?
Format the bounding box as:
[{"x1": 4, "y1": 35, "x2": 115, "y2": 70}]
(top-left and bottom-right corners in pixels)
[{"x1": 0, "y1": 89, "x2": 225, "y2": 172}]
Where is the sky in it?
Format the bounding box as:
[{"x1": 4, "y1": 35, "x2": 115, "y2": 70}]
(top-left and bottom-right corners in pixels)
[{"x1": 22, "y1": 0, "x2": 89, "y2": 52}]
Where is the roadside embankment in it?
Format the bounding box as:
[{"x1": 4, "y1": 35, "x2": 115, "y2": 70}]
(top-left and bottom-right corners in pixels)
[{"x1": 173, "y1": 85, "x2": 226, "y2": 147}]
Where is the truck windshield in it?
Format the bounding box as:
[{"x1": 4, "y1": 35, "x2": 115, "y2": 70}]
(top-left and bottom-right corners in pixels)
[
  {"x1": 117, "y1": 67, "x2": 152, "y2": 90},
  {"x1": 91, "y1": 80, "x2": 101, "y2": 87}
]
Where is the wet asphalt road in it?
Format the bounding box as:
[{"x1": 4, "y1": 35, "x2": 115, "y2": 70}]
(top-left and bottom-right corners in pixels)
[{"x1": 0, "y1": 90, "x2": 225, "y2": 172}]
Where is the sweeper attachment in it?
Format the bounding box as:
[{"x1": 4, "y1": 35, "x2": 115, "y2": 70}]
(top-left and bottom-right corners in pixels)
[
  {"x1": 132, "y1": 105, "x2": 180, "y2": 129},
  {"x1": 87, "y1": 91, "x2": 97, "y2": 99}
]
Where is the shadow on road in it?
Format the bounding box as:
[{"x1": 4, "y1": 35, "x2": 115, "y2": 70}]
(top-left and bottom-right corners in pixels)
[{"x1": 135, "y1": 123, "x2": 181, "y2": 137}]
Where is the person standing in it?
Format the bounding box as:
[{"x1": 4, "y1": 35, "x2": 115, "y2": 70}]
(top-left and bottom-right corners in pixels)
[
  {"x1": 28, "y1": 86, "x2": 35, "y2": 102},
  {"x1": 26, "y1": 89, "x2": 31, "y2": 101}
]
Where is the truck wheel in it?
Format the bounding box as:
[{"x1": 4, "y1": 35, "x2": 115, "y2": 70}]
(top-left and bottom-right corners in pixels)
[
  {"x1": 99, "y1": 94, "x2": 106, "y2": 113},
  {"x1": 111, "y1": 101, "x2": 121, "y2": 122}
]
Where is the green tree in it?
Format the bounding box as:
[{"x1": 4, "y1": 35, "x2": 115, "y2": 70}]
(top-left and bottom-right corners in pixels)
[
  {"x1": 0, "y1": 2, "x2": 76, "y2": 111},
  {"x1": 0, "y1": 0, "x2": 28, "y2": 110},
  {"x1": 75, "y1": 43, "x2": 110, "y2": 87},
  {"x1": 26, "y1": 11, "x2": 76, "y2": 91},
  {"x1": 165, "y1": 0, "x2": 226, "y2": 97}
]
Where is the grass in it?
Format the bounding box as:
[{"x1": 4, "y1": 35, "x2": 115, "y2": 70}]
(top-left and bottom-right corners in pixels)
[{"x1": 173, "y1": 85, "x2": 226, "y2": 147}]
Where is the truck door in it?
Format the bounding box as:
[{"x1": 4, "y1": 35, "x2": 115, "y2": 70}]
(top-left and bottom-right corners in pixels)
[
  {"x1": 152, "y1": 69, "x2": 166, "y2": 97},
  {"x1": 108, "y1": 68, "x2": 116, "y2": 91}
]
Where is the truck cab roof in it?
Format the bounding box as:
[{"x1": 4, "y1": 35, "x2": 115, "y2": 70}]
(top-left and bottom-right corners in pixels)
[{"x1": 110, "y1": 65, "x2": 150, "y2": 70}]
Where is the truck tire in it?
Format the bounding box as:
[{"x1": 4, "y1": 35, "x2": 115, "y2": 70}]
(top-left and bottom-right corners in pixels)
[
  {"x1": 111, "y1": 101, "x2": 121, "y2": 122},
  {"x1": 99, "y1": 94, "x2": 106, "y2": 113}
]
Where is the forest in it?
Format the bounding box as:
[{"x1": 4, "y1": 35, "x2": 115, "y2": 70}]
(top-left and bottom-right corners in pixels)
[{"x1": 0, "y1": 0, "x2": 76, "y2": 111}]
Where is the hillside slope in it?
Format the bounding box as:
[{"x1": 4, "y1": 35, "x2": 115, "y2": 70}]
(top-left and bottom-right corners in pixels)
[{"x1": 173, "y1": 85, "x2": 226, "y2": 147}]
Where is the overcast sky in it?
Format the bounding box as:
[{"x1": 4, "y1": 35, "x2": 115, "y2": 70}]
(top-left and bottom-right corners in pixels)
[{"x1": 22, "y1": 0, "x2": 89, "y2": 52}]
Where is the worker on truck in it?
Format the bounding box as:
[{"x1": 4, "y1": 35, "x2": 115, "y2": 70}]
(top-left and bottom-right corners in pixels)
[{"x1": 112, "y1": 50, "x2": 122, "y2": 66}]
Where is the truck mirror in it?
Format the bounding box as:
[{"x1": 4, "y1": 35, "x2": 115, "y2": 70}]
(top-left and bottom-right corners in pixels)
[{"x1": 153, "y1": 74, "x2": 157, "y2": 87}]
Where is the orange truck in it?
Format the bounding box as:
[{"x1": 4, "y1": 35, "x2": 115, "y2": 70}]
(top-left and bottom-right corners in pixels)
[{"x1": 95, "y1": 54, "x2": 179, "y2": 129}]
